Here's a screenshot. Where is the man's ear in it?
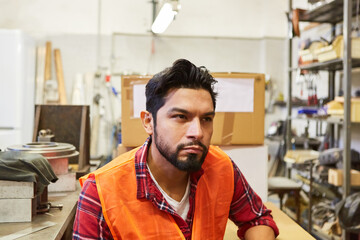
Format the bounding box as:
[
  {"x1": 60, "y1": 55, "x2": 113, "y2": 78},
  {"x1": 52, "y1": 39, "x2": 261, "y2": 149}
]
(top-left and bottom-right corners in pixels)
[{"x1": 140, "y1": 111, "x2": 154, "y2": 135}]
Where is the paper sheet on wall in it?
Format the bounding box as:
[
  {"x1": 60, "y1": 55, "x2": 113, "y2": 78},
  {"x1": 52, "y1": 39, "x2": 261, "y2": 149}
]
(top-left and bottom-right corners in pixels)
[
  {"x1": 132, "y1": 78, "x2": 254, "y2": 117},
  {"x1": 133, "y1": 84, "x2": 146, "y2": 118},
  {"x1": 215, "y1": 78, "x2": 254, "y2": 112}
]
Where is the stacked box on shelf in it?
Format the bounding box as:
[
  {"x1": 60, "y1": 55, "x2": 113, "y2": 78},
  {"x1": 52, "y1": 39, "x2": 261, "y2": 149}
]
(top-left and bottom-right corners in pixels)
[
  {"x1": 334, "y1": 96, "x2": 360, "y2": 122},
  {"x1": 315, "y1": 36, "x2": 360, "y2": 62},
  {"x1": 352, "y1": 99, "x2": 360, "y2": 122},
  {"x1": 298, "y1": 41, "x2": 328, "y2": 65},
  {"x1": 328, "y1": 168, "x2": 360, "y2": 186},
  {"x1": 0, "y1": 180, "x2": 36, "y2": 222}
]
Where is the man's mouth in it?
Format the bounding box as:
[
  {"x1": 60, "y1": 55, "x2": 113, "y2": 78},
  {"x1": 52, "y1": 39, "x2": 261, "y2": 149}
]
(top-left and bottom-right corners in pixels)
[{"x1": 182, "y1": 145, "x2": 204, "y2": 154}]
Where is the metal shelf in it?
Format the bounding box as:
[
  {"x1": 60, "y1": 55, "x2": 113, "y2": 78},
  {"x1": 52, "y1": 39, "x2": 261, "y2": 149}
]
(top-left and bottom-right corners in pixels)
[
  {"x1": 291, "y1": 114, "x2": 360, "y2": 125},
  {"x1": 290, "y1": 58, "x2": 360, "y2": 71},
  {"x1": 298, "y1": 0, "x2": 359, "y2": 24},
  {"x1": 291, "y1": 115, "x2": 344, "y2": 124}
]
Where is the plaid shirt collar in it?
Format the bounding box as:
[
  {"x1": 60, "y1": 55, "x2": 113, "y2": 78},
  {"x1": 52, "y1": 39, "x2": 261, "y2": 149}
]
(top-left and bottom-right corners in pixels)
[{"x1": 135, "y1": 137, "x2": 204, "y2": 205}]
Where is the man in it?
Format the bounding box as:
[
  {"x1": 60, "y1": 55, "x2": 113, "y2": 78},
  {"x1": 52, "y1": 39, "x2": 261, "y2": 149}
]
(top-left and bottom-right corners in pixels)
[{"x1": 73, "y1": 59, "x2": 279, "y2": 239}]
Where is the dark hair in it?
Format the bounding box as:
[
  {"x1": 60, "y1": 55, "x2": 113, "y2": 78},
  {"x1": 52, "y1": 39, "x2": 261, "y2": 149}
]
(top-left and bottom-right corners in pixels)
[{"x1": 145, "y1": 59, "x2": 218, "y2": 121}]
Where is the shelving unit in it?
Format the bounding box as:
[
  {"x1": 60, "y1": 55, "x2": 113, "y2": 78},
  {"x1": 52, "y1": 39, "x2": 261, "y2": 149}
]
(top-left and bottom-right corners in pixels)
[
  {"x1": 297, "y1": 0, "x2": 359, "y2": 23},
  {"x1": 296, "y1": 58, "x2": 360, "y2": 71},
  {"x1": 287, "y1": 0, "x2": 355, "y2": 239}
]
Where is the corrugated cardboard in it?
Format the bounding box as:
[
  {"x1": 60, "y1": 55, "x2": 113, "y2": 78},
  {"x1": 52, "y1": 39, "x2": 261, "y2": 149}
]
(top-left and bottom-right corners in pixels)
[
  {"x1": 117, "y1": 144, "x2": 135, "y2": 157},
  {"x1": 328, "y1": 168, "x2": 360, "y2": 186},
  {"x1": 211, "y1": 73, "x2": 265, "y2": 145},
  {"x1": 121, "y1": 75, "x2": 152, "y2": 147},
  {"x1": 121, "y1": 73, "x2": 264, "y2": 147}
]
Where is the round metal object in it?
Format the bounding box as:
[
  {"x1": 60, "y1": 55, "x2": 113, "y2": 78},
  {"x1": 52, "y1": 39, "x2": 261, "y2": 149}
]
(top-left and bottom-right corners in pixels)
[{"x1": 7, "y1": 142, "x2": 79, "y2": 160}]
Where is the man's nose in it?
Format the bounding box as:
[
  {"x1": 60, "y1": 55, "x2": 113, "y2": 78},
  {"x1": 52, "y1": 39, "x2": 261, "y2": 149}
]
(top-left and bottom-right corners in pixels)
[{"x1": 186, "y1": 118, "x2": 203, "y2": 139}]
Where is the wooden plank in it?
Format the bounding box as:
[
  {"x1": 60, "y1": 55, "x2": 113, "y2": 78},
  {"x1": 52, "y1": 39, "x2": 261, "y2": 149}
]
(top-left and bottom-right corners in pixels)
[
  {"x1": 54, "y1": 49, "x2": 67, "y2": 104},
  {"x1": 32, "y1": 105, "x2": 41, "y2": 142},
  {"x1": 35, "y1": 46, "x2": 46, "y2": 104},
  {"x1": 44, "y1": 42, "x2": 52, "y2": 81},
  {"x1": 79, "y1": 107, "x2": 87, "y2": 170},
  {"x1": 90, "y1": 114, "x2": 100, "y2": 156}
]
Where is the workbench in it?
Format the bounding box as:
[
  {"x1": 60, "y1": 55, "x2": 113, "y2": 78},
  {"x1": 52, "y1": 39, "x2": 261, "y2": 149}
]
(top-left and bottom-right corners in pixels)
[
  {"x1": 0, "y1": 189, "x2": 314, "y2": 239},
  {"x1": 0, "y1": 186, "x2": 80, "y2": 240}
]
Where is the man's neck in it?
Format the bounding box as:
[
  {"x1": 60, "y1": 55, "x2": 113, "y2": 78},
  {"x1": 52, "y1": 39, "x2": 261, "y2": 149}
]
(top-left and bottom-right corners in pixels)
[{"x1": 147, "y1": 144, "x2": 189, "y2": 202}]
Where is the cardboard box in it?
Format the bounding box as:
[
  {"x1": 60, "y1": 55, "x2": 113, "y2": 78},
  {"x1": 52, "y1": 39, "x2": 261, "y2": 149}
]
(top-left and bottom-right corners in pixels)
[
  {"x1": 117, "y1": 144, "x2": 135, "y2": 157},
  {"x1": 315, "y1": 35, "x2": 360, "y2": 62},
  {"x1": 121, "y1": 73, "x2": 265, "y2": 147},
  {"x1": 334, "y1": 96, "x2": 360, "y2": 122},
  {"x1": 211, "y1": 73, "x2": 265, "y2": 145},
  {"x1": 328, "y1": 168, "x2": 360, "y2": 186},
  {"x1": 121, "y1": 75, "x2": 152, "y2": 147}
]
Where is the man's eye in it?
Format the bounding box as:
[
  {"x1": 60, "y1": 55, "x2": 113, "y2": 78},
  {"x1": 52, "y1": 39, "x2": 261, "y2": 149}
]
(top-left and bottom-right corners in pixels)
[
  {"x1": 202, "y1": 117, "x2": 213, "y2": 122},
  {"x1": 174, "y1": 114, "x2": 186, "y2": 120}
]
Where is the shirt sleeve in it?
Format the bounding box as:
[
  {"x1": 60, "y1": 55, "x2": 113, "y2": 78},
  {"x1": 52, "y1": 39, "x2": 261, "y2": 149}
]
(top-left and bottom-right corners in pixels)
[
  {"x1": 72, "y1": 176, "x2": 113, "y2": 240},
  {"x1": 229, "y1": 160, "x2": 279, "y2": 239}
]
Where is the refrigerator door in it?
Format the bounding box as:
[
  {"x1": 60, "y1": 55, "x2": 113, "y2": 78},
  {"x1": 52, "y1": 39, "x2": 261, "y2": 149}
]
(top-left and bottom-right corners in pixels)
[{"x1": 0, "y1": 29, "x2": 35, "y2": 147}]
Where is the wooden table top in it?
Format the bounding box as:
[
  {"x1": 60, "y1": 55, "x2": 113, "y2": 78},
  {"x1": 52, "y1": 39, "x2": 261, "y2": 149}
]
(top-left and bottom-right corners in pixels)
[{"x1": 224, "y1": 201, "x2": 315, "y2": 240}]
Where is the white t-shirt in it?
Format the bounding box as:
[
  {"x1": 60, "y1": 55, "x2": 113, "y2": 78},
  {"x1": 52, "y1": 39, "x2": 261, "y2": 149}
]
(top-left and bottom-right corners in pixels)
[{"x1": 147, "y1": 164, "x2": 191, "y2": 220}]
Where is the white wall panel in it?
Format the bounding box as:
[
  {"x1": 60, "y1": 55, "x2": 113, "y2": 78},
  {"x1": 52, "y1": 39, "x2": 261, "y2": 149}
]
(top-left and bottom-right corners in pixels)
[{"x1": 0, "y1": 0, "x2": 288, "y2": 38}]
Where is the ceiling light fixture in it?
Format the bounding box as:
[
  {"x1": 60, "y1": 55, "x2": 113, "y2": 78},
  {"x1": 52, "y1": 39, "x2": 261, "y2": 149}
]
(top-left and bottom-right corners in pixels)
[{"x1": 151, "y1": 0, "x2": 180, "y2": 34}]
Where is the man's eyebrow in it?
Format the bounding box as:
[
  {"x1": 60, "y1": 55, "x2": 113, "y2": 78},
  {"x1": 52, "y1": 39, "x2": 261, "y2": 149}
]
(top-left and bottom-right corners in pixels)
[
  {"x1": 167, "y1": 108, "x2": 215, "y2": 116},
  {"x1": 203, "y1": 111, "x2": 215, "y2": 116},
  {"x1": 167, "y1": 108, "x2": 189, "y2": 114}
]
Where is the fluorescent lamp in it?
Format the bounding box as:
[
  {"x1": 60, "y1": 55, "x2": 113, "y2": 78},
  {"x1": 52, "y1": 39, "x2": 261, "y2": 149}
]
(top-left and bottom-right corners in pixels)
[{"x1": 151, "y1": 2, "x2": 178, "y2": 34}]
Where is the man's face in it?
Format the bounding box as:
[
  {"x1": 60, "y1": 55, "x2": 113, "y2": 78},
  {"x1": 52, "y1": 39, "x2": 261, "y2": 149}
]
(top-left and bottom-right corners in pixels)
[{"x1": 153, "y1": 88, "x2": 215, "y2": 172}]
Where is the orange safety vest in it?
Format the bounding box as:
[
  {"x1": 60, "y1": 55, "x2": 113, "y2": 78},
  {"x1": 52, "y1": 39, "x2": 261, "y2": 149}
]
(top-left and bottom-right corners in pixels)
[{"x1": 80, "y1": 145, "x2": 235, "y2": 240}]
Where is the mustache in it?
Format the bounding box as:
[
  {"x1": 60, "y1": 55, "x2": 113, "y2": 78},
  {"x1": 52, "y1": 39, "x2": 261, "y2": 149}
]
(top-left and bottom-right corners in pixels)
[{"x1": 177, "y1": 141, "x2": 208, "y2": 151}]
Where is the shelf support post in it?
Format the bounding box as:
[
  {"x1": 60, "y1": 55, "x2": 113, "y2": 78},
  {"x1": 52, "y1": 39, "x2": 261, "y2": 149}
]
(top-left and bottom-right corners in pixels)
[
  {"x1": 286, "y1": 0, "x2": 293, "y2": 152},
  {"x1": 343, "y1": 0, "x2": 352, "y2": 199},
  {"x1": 342, "y1": 0, "x2": 352, "y2": 238}
]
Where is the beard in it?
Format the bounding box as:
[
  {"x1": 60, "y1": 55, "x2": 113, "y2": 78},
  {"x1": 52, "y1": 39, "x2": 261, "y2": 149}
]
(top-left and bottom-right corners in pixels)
[{"x1": 153, "y1": 128, "x2": 208, "y2": 172}]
